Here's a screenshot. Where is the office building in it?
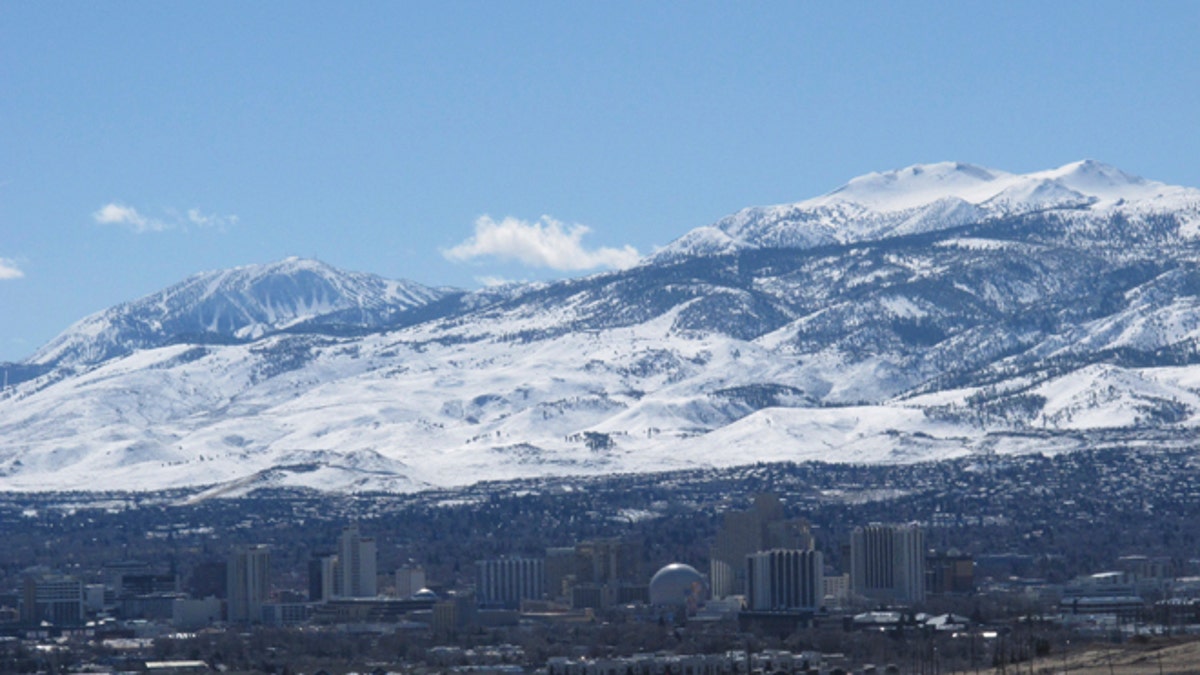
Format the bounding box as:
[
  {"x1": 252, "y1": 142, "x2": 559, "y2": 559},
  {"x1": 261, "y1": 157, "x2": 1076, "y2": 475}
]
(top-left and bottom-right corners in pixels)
[
  {"x1": 477, "y1": 557, "x2": 545, "y2": 609},
  {"x1": 710, "y1": 494, "x2": 812, "y2": 598},
  {"x1": 746, "y1": 549, "x2": 823, "y2": 612},
  {"x1": 545, "y1": 547, "x2": 577, "y2": 601},
  {"x1": 396, "y1": 565, "x2": 426, "y2": 599},
  {"x1": 927, "y1": 550, "x2": 974, "y2": 595},
  {"x1": 550, "y1": 539, "x2": 643, "y2": 609},
  {"x1": 172, "y1": 597, "x2": 222, "y2": 630},
  {"x1": 823, "y1": 573, "x2": 850, "y2": 607},
  {"x1": 850, "y1": 523, "x2": 925, "y2": 605},
  {"x1": 227, "y1": 545, "x2": 270, "y2": 623},
  {"x1": 574, "y1": 538, "x2": 639, "y2": 585},
  {"x1": 118, "y1": 572, "x2": 179, "y2": 597},
  {"x1": 21, "y1": 572, "x2": 84, "y2": 626},
  {"x1": 338, "y1": 525, "x2": 377, "y2": 598},
  {"x1": 308, "y1": 552, "x2": 341, "y2": 602},
  {"x1": 188, "y1": 560, "x2": 227, "y2": 600}
]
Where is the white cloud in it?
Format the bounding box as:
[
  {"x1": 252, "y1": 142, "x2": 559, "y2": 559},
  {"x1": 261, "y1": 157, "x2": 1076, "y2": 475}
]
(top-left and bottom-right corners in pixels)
[
  {"x1": 0, "y1": 258, "x2": 23, "y2": 280},
  {"x1": 443, "y1": 215, "x2": 641, "y2": 271},
  {"x1": 93, "y1": 203, "x2": 166, "y2": 232},
  {"x1": 186, "y1": 208, "x2": 239, "y2": 231},
  {"x1": 93, "y1": 202, "x2": 238, "y2": 233}
]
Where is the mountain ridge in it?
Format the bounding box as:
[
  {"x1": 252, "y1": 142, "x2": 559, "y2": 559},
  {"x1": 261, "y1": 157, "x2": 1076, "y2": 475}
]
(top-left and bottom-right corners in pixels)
[
  {"x1": 5, "y1": 160, "x2": 1200, "y2": 495},
  {"x1": 652, "y1": 160, "x2": 1200, "y2": 261},
  {"x1": 26, "y1": 257, "x2": 451, "y2": 369}
]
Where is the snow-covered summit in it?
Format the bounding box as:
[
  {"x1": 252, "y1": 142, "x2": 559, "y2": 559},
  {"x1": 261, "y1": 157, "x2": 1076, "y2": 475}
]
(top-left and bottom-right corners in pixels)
[
  {"x1": 7, "y1": 162, "x2": 1200, "y2": 496},
  {"x1": 28, "y1": 257, "x2": 449, "y2": 368},
  {"x1": 654, "y1": 160, "x2": 1200, "y2": 261},
  {"x1": 811, "y1": 160, "x2": 1168, "y2": 211},
  {"x1": 815, "y1": 161, "x2": 1007, "y2": 211}
]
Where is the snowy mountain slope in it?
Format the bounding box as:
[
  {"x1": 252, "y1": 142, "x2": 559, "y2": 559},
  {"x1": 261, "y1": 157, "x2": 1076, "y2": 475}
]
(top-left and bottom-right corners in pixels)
[
  {"x1": 653, "y1": 160, "x2": 1200, "y2": 261},
  {"x1": 6, "y1": 161, "x2": 1200, "y2": 494},
  {"x1": 0, "y1": 306, "x2": 975, "y2": 492},
  {"x1": 27, "y1": 257, "x2": 451, "y2": 369}
]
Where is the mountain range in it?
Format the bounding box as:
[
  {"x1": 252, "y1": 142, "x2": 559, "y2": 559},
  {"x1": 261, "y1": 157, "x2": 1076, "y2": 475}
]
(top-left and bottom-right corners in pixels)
[{"x1": 4, "y1": 160, "x2": 1200, "y2": 496}]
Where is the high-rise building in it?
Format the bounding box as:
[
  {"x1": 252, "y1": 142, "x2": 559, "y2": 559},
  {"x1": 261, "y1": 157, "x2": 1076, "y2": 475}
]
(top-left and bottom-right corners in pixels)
[
  {"x1": 21, "y1": 572, "x2": 84, "y2": 626},
  {"x1": 1116, "y1": 555, "x2": 1174, "y2": 581},
  {"x1": 117, "y1": 572, "x2": 179, "y2": 597},
  {"x1": 338, "y1": 525, "x2": 377, "y2": 598},
  {"x1": 574, "y1": 538, "x2": 638, "y2": 585},
  {"x1": 102, "y1": 560, "x2": 150, "y2": 597},
  {"x1": 432, "y1": 591, "x2": 478, "y2": 634},
  {"x1": 188, "y1": 560, "x2": 227, "y2": 600},
  {"x1": 477, "y1": 557, "x2": 545, "y2": 609},
  {"x1": 544, "y1": 547, "x2": 577, "y2": 601},
  {"x1": 395, "y1": 565, "x2": 426, "y2": 599},
  {"x1": 308, "y1": 551, "x2": 341, "y2": 602},
  {"x1": 227, "y1": 545, "x2": 270, "y2": 623},
  {"x1": 710, "y1": 494, "x2": 812, "y2": 598},
  {"x1": 557, "y1": 538, "x2": 642, "y2": 609},
  {"x1": 927, "y1": 550, "x2": 974, "y2": 595},
  {"x1": 746, "y1": 549, "x2": 824, "y2": 612},
  {"x1": 823, "y1": 573, "x2": 851, "y2": 607},
  {"x1": 850, "y1": 523, "x2": 925, "y2": 605}
]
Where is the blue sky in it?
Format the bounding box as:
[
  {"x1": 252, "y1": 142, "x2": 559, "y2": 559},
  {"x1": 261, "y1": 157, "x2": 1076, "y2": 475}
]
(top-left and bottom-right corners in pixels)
[{"x1": 2, "y1": 1, "x2": 1198, "y2": 361}]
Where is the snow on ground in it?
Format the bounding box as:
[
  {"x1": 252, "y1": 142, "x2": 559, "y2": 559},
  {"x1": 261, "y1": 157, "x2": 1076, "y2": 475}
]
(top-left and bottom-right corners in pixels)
[
  {"x1": 935, "y1": 238, "x2": 1041, "y2": 252},
  {"x1": 654, "y1": 160, "x2": 1200, "y2": 261},
  {"x1": 8, "y1": 161, "x2": 1200, "y2": 494},
  {"x1": 0, "y1": 302, "x2": 989, "y2": 493},
  {"x1": 1032, "y1": 364, "x2": 1200, "y2": 430}
]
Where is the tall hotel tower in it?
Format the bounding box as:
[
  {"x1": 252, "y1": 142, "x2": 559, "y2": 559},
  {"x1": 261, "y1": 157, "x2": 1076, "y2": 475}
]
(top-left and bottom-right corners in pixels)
[
  {"x1": 850, "y1": 523, "x2": 925, "y2": 604},
  {"x1": 338, "y1": 525, "x2": 378, "y2": 598},
  {"x1": 228, "y1": 545, "x2": 270, "y2": 623}
]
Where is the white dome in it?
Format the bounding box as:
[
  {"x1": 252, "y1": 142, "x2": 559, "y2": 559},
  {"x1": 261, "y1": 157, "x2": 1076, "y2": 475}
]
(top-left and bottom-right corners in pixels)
[{"x1": 649, "y1": 563, "x2": 707, "y2": 605}]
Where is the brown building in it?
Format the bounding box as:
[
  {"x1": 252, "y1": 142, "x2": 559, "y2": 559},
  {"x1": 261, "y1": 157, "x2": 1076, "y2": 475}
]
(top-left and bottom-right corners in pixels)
[
  {"x1": 926, "y1": 550, "x2": 975, "y2": 595},
  {"x1": 710, "y1": 494, "x2": 812, "y2": 598},
  {"x1": 552, "y1": 538, "x2": 643, "y2": 609},
  {"x1": 21, "y1": 572, "x2": 84, "y2": 627}
]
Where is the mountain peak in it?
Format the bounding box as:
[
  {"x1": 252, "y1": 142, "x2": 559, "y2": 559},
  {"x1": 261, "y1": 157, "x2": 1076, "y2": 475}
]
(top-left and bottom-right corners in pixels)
[
  {"x1": 653, "y1": 160, "x2": 1200, "y2": 262},
  {"x1": 818, "y1": 161, "x2": 1006, "y2": 211},
  {"x1": 1048, "y1": 158, "x2": 1134, "y2": 180},
  {"x1": 26, "y1": 258, "x2": 448, "y2": 367},
  {"x1": 1029, "y1": 159, "x2": 1151, "y2": 201},
  {"x1": 809, "y1": 159, "x2": 1173, "y2": 213},
  {"x1": 219, "y1": 256, "x2": 331, "y2": 276}
]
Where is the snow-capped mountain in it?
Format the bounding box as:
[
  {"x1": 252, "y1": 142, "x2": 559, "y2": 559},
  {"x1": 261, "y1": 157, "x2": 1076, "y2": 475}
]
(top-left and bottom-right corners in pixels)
[
  {"x1": 28, "y1": 257, "x2": 451, "y2": 369},
  {"x1": 653, "y1": 160, "x2": 1200, "y2": 260},
  {"x1": 5, "y1": 160, "x2": 1200, "y2": 496}
]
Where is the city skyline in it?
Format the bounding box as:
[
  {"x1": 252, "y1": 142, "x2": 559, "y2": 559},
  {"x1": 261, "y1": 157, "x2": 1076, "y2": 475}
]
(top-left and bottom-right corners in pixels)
[{"x1": 3, "y1": 454, "x2": 1198, "y2": 671}]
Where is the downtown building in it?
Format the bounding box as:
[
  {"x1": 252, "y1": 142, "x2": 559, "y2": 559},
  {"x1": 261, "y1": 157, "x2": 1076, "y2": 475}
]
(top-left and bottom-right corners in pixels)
[
  {"x1": 227, "y1": 545, "x2": 270, "y2": 623},
  {"x1": 308, "y1": 552, "x2": 341, "y2": 602},
  {"x1": 395, "y1": 564, "x2": 427, "y2": 599},
  {"x1": 21, "y1": 571, "x2": 84, "y2": 627},
  {"x1": 850, "y1": 523, "x2": 925, "y2": 605},
  {"x1": 338, "y1": 525, "x2": 378, "y2": 598},
  {"x1": 709, "y1": 494, "x2": 812, "y2": 599},
  {"x1": 543, "y1": 538, "x2": 645, "y2": 609},
  {"x1": 746, "y1": 549, "x2": 824, "y2": 612},
  {"x1": 477, "y1": 557, "x2": 545, "y2": 609}
]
